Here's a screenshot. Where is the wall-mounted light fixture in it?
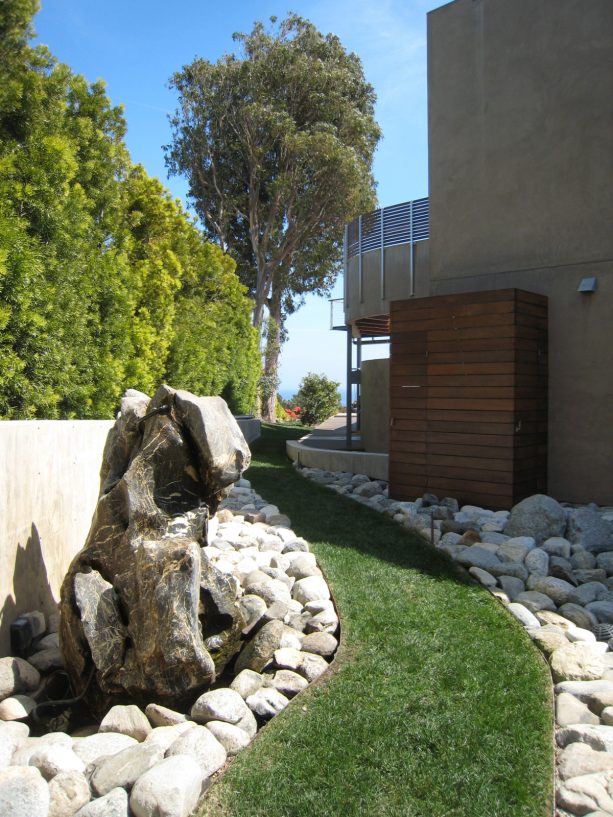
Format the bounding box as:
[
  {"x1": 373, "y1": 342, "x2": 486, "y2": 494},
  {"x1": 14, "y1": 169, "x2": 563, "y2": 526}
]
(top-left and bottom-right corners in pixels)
[{"x1": 577, "y1": 276, "x2": 598, "y2": 293}]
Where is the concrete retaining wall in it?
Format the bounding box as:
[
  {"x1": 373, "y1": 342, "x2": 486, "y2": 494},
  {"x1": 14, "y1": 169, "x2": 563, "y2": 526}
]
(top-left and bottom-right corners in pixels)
[
  {"x1": 286, "y1": 440, "x2": 388, "y2": 481},
  {"x1": 0, "y1": 420, "x2": 113, "y2": 656}
]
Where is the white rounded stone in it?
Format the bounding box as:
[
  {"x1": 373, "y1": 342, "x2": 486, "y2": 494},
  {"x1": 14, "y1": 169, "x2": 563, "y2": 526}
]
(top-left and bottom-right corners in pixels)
[{"x1": 130, "y1": 756, "x2": 204, "y2": 817}]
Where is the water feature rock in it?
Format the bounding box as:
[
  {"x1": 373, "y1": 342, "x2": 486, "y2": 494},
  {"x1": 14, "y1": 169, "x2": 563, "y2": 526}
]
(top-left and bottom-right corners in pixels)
[{"x1": 59, "y1": 386, "x2": 250, "y2": 713}]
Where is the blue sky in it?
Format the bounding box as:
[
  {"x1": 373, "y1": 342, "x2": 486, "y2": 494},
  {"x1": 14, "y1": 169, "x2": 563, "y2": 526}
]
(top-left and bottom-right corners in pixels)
[{"x1": 35, "y1": 0, "x2": 441, "y2": 398}]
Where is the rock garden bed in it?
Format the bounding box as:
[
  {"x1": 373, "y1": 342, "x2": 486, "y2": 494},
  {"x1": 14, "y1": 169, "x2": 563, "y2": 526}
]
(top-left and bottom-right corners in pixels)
[{"x1": 0, "y1": 479, "x2": 338, "y2": 817}]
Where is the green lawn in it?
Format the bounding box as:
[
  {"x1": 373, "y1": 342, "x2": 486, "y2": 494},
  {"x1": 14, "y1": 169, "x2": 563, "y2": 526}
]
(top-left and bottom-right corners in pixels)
[{"x1": 200, "y1": 423, "x2": 554, "y2": 817}]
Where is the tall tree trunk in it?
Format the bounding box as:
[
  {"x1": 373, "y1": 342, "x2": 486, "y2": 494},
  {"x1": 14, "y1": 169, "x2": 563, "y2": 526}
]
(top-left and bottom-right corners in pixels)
[{"x1": 261, "y1": 288, "x2": 282, "y2": 422}]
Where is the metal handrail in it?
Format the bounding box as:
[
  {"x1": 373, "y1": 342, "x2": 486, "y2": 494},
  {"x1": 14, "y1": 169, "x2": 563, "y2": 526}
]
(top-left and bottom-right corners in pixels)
[{"x1": 346, "y1": 197, "x2": 429, "y2": 260}]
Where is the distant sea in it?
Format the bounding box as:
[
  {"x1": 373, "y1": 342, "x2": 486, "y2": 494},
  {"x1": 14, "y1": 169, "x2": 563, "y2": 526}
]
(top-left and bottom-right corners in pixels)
[{"x1": 279, "y1": 386, "x2": 348, "y2": 406}]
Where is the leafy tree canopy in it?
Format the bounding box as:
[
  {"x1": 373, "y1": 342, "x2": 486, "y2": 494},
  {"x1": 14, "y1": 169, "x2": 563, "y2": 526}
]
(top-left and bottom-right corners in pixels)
[
  {"x1": 0, "y1": 0, "x2": 260, "y2": 418},
  {"x1": 167, "y1": 14, "x2": 381, "y2": 419}
]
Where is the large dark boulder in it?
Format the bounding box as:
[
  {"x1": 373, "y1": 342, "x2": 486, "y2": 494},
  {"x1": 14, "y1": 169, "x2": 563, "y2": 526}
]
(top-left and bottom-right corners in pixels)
[{"x1": 59, "y1": 385, "x2": 250, "y2": 712}]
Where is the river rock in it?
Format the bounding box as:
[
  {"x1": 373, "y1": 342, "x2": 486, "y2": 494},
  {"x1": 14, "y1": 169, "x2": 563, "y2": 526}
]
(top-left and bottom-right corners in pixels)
[
  {"x1": 597, "y1": 553, "x2": 613, "y2": 575},
  {"x1": 558, "y1": 743, "x2": 613, "y2": 780},
  {"x1": 273, "y1": 648, "x2": 329, "y2": 682},
  {"x1": 557, "y1": 725, "x2": 613, "y2": 752},
  {"x1": 142, "y1": 722, "x2": 193, "y2": 753},
  {"x1": 205, "y1": 720, "x2": 252, "y2": 753},
  {"x1": 73, "y1": 732, "x2": 137, "y2": 766},
  {"x1": 556, "y1": 681, "x2": 613, "y2": 714},
  {"x1": 166, "y1": 725, "x2": 227, "y2": 778},
  {"x1": 246, "y1": 687, "x2": 290, "y2": 719},
  {"x1": 507, "y1": 603, "x2": 540, "y2": 628},
  {"x1": 556, "y1": 692, "x2": 600, "y2": 726},
  {"x1": 292, "y1": 576, "x2": 331, "y2": 605},
  {"x1": 0, "y1": 694, "x2": 36, "y2": 721},
  {"x1": 29, "y1": 743, "x2": 85, "y2": 780},
  {"x1": 0, "y1": 657, "x2": 40, "y2": 701},
  {"x1": 558, "y1": 604, "x2": 599, "y2": 631},
  {"x1": 268, "y1": 669, "x2": 309, "y2": 697},
  {"x1": 525, "y1": 548, "x2": 550, "y2": 576},
  {"x1": 99, "y1": 705, "x2": 152, "y2": 742},
  {"x1": 230, "y1": 669, "x2": 264, "y2": 700},
  {"x1": 504, "y1": 494, "x2": 566, "y2": 543},
  {"x1": 587, "y1": 602, "x2": 613, "y2": 624},
  {"x1": 59, "y1": 385, "x2": 250, "y2": 713},
  {"x1": 48, "y1": 771, "x2": 91, "y2": 817},
  {"x1": 90, "y1": 741, "x2": 164, "y2": 796},
  {"x1": 300, "y1": 632, "x2": 338, "y2": 657},
  {"x1": 489, "y1": 562, "x2": 528, "y2": 581},
  {"x1": 542, "y1": 537, "x2": 572, "y2": 559},
  {"x1": 528, "y1": 626, "x2": 568, "y2": 654},
  {"x1": 0, "y1": 721, "x2": 29, "y2": 767},
  {"x1": 191, "y1": 688, "x2": 249, "y2": 725},
  {"x1": 531, "y1": 577, "x2": 576, "y2": 606},
  {"x1": 74, "y1": 787, "x2": 129, "y2": 817},
  {"x1": 556, "y1": 770, "x2": 613, "y2": 814},
  {"x1": 575, "y1": 569, "x2": 609, "y2": 585},
  {"x1": 144, "y1": 703, "x2": 186, "y2": 727},
  {"x1": 234, "y1": 620, "x2": 286, "y2": 674},
  {"x1": 515, "y1": 591, "x2": 556, "y2": 613},
  {"x1": 0, "y1": 766, "x2": 49, "y2": 817},
  {"x1": 567, "y1": 508, "x2": 613, "y2": 553},
  {"x1": 456, "y1": 546, "x2": 501, "y2": 571},
  {"x1": 130, "y1": 755, "x2": 204, "y2": 817},
  {"x1": 550, "y1": 643, "x2": 607, "y2": 683}
]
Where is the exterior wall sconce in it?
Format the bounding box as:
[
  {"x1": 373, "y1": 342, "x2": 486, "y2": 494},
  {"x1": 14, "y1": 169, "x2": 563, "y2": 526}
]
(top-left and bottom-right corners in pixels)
[{"x1": 577, "y1": 276, "x2": 597, "y2": 293}]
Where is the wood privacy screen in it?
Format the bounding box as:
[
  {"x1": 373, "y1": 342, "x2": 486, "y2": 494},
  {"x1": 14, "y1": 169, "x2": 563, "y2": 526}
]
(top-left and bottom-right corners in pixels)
[{"x1": 389, "y1": 289, "x2": 548, "y2": 509}]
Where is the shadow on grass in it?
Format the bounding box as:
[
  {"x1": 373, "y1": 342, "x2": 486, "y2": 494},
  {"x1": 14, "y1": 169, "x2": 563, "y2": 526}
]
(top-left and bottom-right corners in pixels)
[{"x1": 246, "y1": 423, "x2": 473, "y2": 591}]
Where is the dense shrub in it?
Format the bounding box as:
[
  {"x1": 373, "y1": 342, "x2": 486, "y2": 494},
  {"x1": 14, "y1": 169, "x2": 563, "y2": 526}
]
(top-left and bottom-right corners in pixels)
[{"x1": 291, "y1": 373, "x2": 341, "y2": 426}]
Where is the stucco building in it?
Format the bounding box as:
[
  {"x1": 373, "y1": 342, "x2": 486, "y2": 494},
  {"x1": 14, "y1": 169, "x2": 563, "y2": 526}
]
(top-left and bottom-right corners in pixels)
[{"x1": 340, "y1": 0, "x2": 613, "y2": 507}]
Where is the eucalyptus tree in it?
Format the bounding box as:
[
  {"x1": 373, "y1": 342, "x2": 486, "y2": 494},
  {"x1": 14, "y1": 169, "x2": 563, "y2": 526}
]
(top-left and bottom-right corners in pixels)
[{"x1": 167, "y1": 14, "x2": 380, "y2": 419}]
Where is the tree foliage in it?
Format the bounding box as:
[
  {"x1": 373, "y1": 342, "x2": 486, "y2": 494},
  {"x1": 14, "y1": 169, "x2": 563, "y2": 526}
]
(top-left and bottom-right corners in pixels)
[
  {"x1": 167, "y1": 14, "x2": 381, "y2": 420},
  {"x1": 291, "y1": 372, "x2": 342, "y2": 426},
  {"x1": 0, "y1": 0, "x2": 259, "y2": 418}
]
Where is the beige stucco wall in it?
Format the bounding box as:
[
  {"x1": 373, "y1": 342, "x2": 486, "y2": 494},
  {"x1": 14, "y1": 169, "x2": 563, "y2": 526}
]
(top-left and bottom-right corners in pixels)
[
  {"x1": 0, "y1": 421, "x2": 113, "y2": 656},
  {"x1": 345, "y1": 240, "x2": 430, "y2": 325},
  {"x1": 360, "y1": 359, "x2": 390, "y2": 454},
  {"x1": 424, "y1": 0, "x2": 613, "y2": 505}
]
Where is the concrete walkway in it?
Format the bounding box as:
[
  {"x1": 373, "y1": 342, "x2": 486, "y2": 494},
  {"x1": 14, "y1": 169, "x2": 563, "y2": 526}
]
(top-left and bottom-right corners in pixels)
[
  {"x1": 286, "y1": 414, "x2": 388, "y2": 480},
  {"x1": 299, "y1": 413, "x2": 361, "y2": 450}
]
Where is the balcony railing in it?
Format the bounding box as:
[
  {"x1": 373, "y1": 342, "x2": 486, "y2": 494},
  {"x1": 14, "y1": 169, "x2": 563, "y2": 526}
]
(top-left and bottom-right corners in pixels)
[
  {"x1": 346, "y1": 197, "x2": 429, "y2": 260},
  {"x1": 343, "y1": 197, "x2": 430, "y2": 305}
]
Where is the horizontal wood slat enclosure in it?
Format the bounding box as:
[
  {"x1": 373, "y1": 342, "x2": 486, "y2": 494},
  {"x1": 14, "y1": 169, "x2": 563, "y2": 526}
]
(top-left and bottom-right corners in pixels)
[{"x1": 389, "y1": 289, "x2": 548, "y2": 509}]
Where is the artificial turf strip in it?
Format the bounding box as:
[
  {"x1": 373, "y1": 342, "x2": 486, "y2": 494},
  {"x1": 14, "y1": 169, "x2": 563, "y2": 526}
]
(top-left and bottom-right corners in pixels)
[{"x1": 199, "y1": 423, "x2": 554, "y2": 817}]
